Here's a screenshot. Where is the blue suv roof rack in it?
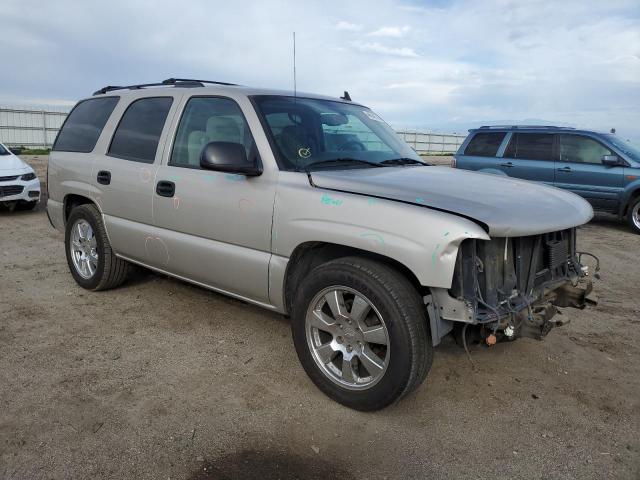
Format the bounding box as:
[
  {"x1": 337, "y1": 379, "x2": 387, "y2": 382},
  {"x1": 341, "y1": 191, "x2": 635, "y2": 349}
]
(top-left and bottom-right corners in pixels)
[
  {"x1": 93, "y1": 78, "x2": 238, "y2": 96},
  {"x1": 477, "y1": 125, "x2": 575, "y2": 130}
]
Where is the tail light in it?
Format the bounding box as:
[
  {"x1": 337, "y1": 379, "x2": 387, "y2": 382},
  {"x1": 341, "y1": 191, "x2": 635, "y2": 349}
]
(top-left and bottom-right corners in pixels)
[{"x1": 451, "y1": 156, "x2": 457, "y2": 168}]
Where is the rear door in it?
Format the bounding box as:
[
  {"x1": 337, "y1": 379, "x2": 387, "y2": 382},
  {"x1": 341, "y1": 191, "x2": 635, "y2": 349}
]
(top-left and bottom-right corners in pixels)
[
  {"x1": 94, "y1": 94, "x2": 181, "y2": 263},
  {"x1": 499, "y1": 132, "x2": 556, "y2": 185},
  {"x1": 554, "y1": 134, "x2": 625, "y2": 212}
]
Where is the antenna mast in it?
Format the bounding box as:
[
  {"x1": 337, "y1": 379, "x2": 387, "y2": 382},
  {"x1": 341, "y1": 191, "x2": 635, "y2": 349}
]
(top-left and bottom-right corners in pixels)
[{"x1": 293, "y1": 31, "x2": 297, "y2": 99}]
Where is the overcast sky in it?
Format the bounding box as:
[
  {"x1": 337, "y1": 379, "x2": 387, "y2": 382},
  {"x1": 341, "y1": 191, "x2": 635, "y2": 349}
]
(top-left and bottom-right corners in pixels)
[{"x1": 2, "y1": 0, "x2": 639, "y2": 140}]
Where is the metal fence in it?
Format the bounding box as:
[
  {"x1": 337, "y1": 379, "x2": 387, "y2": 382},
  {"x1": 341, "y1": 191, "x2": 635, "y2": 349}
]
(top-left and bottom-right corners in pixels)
[
  {"x1": 0, "y1": 106, "x2": 70, "y2": 148},
  {"x1": 397, "y1": 131, "x2": 466, "y2": 154},
  {"x1": 0, "y1": 105, "x2": 467, "y2": 153}
]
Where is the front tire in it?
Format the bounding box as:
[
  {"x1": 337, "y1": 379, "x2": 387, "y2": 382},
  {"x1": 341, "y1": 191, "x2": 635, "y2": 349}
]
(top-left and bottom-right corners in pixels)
[
  {"x1": 65, "y1": 204, "x2": 130, "y2": 290},
  {"x1": 627, "y1": 197, "x2": 640, "y2": 234},
  {"x1": 291, "y1": 256, "x2": 432, "y2": 411}
]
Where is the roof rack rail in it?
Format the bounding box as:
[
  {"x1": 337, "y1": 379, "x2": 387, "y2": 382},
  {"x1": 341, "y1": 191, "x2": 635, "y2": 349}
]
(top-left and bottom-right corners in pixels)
[
  {"x1": 162, "y1": 78, "x2": 237, "y2": 86},
  {"x1": 477, "y1": 125, "x2": 575, "y2": 130},
  {"x1": 93, "y1": 78, "x2": 238, "y2": 96}
]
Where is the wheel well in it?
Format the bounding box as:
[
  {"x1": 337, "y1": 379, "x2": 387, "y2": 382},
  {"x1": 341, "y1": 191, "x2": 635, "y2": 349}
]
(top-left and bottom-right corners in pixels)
[
  {"x1": 64, "y1": 194, "x2": 95, "y2": 224},
  {"x1": 623, "y1": 189, "x2": 640, "y2": 217},
  {"x1": 283, "y1": 241, "x2": 427, "y2": 314}
]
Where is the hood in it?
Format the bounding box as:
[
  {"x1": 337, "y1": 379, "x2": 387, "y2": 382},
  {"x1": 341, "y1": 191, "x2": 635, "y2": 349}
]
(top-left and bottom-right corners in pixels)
[
  {"x1": 310, "y1": 166, "x2": 594, "y2": 237},
  {"x1": 0, "y1": 154, "x2": 28, "y2": 172}
]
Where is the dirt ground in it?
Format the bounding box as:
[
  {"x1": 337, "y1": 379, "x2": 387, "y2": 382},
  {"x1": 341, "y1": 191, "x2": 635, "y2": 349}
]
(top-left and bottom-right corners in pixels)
[{"x1": 0, "y1": 157, "x2": 638, "y2": 479}]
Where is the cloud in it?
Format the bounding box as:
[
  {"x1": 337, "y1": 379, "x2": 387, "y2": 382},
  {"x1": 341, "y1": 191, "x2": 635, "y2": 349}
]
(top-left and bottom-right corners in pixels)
[
  {"x1": 351, "y1": 41, "x2": 419, "y2": 58},
  {"x1": 335, "y1": 21, "x2": 362, "y2": 32},
  {"x1": 0, "y1": 0, "x2": 638, "y2": 141},
  {"x1": 367, "y1": 25, "x2": 411, "y2": 37}
]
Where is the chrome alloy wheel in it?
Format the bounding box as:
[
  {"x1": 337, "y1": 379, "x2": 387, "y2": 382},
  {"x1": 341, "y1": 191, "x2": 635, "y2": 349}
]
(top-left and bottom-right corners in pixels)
[
  {"x1": 632, "y1": 202, "x2": 640, "y2": 230},
  {"x1": 305, "y1": 286, "x2": 390, "y2": 390},
  {"x1": 70, "y1": 219, "x2": 98, "y2": 279}
]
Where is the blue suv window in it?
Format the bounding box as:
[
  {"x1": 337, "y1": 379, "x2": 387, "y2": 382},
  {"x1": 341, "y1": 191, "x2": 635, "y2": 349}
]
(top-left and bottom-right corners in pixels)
[
  {"x1": 464, "y1": 132, "x2": 506, "y2": 157},
  {"x1": 559, "y1": 135, "x2": 612, "y2": 164},
  {"x1": 504, "y1": 133, "x2": 554, "y2": 161}
]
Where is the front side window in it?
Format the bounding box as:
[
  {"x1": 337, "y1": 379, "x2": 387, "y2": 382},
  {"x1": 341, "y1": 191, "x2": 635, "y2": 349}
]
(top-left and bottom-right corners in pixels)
[
  {"x1": 108, "y1": 97, "x2": 173, "y2": 163},
  {"x1": 0, "y1": 144, "x2": 9, "y2": 155},
  {"x1": 464, "y1": 132, "x2": 506, "y2": 157},
  {"x1": 252, "y1": 96, "x2": 423, "y2": 171},
  {"x1": 504, "y1": 133, "x2": 554, "y2": 161},
  {"x1": 170, "y1": 97, "x2": 255, "y2": 168},
  {"x1": 53, "y1": 97, "x2": 119, "y2": 153},
  {"x1": 559, "y1": 135, "x2": 612, "y2": 164}
]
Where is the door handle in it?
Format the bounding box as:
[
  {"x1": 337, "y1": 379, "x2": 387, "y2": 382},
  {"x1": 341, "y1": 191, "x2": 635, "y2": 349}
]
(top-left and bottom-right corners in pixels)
[
  {"x1": 499, "y1": 162, "x2": 514, "y2": 168},
  {"x1": 156, "y1": 180, "x2": 175, "y2": 197},
  {"x1": 557, "y1": 167, "x2": 572, "y2": 173},
  {"x1": 97, "y1": 170, "x2": 111, "y2": 185}
]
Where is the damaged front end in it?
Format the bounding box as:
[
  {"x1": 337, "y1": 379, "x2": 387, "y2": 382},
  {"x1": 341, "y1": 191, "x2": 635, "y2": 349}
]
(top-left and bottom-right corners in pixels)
[{"x1": 427, "y1": 228, "x2": 597, "y2": 346}]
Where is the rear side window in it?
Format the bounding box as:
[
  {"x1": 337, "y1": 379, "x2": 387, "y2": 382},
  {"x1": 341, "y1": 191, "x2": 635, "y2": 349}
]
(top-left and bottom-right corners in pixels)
[
  {"x1": 504, "y1": 133, "x2": 554, "y2": 161},
  {"x1": 464, "y1": 132, "x2": 506, "y2": 157},
  {"x1": 108, "y1": 97, "x2": 173, "y2": 163},
  {"x1": 53, "y1": 97, "x2": 119, "y2": 152}
]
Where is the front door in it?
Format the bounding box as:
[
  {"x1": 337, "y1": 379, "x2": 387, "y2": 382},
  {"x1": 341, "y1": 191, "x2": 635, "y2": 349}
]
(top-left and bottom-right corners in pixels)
[
  {"x1": 152, "y1": 95, "x2": 276, "y2": 304},
  {"x1": 554, "y1": 134, "x2": 625, "y2": 212}
]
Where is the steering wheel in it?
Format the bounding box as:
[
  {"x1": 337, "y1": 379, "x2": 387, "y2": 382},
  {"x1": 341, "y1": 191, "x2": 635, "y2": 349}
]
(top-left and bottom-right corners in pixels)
[{"x1": 338, "y1": 140, "x2": 366, "y2": 151}]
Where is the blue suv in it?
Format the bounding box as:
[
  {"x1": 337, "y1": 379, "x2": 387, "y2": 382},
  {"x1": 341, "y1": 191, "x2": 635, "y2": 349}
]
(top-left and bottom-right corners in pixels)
[{"x1": 453, "y1": 126, "x2": 640, "y2": 234}]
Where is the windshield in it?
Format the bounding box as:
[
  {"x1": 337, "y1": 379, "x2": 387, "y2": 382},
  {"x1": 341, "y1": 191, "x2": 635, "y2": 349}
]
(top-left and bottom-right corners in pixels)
[
  {"x1": 0, "y1": 144, "x2": 10, "y2": 156},
  {"x1": 252, "y1": 96, "x2": 423, "y2": 171},
  {"x1": 604, "y1": 134, "x2": 640, "y2": 162}
]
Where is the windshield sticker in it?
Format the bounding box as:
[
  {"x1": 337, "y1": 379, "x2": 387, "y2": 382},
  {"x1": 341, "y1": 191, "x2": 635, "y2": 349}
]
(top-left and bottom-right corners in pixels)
[
  {"x1": 363, "y1": 110, "x2": 383, "y2": 122},
  {"x1": 298, "y1": 147, "x2": 311, "y2": 159}
]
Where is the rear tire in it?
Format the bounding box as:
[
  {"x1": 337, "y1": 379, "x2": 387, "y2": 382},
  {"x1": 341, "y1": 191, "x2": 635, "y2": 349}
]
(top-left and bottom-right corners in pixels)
[
  {"x1": 291, "y1": 256, "x2": 432, "y2": 411},
  {"x1": 65, "y1": 204, "x2": 130, "y2": 290},
  {"x1": 627, "y1": 197, "x2": 640, "y2": 234}
]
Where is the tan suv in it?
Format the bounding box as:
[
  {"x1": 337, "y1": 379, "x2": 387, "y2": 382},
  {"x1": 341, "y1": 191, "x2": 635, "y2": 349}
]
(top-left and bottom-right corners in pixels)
[{"x1": 48, "y1": 78, "x2": 595, "y2": 410}]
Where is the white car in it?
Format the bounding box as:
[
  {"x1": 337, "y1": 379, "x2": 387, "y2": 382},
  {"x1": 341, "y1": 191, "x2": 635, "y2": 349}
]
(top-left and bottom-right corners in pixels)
[{"x1": 0, "y1": 143, "x2": 41, "y2": 210}]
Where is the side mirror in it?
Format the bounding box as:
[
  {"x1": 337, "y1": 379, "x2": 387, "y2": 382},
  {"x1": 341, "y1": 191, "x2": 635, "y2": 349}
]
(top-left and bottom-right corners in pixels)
[
  {"x1": 601, "y1": 154, "x2": 623, "y2": 167},
  {"x1": 200, "y1": 142, "x2": 262, "y2": 176}
]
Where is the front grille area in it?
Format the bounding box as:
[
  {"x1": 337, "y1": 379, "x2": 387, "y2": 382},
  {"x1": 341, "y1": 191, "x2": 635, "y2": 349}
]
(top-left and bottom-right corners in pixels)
[
  {"x1": 451, "y1": 228, "x2": 577, "y2": 310},
  {"x1": 0, "y1": 185, "x2": 24, "y2": 198},
  {"x1": 0, "y1": 175, "x2": 19, "y2": 182}
]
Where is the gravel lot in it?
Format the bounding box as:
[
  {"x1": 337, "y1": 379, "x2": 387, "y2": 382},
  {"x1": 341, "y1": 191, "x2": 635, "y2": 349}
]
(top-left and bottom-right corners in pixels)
[{"x1": 0, "y1": 157, "x2": 638, "y2": 479}]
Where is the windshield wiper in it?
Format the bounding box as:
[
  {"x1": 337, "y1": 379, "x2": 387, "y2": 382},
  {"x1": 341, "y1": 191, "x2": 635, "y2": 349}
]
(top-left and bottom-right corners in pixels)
[
  {"x1": 303, "y1": 158, "x2": 385, "y2": 171},
  {"x1": 380, "y1": 158, "x2": 429, "y2": 166}
]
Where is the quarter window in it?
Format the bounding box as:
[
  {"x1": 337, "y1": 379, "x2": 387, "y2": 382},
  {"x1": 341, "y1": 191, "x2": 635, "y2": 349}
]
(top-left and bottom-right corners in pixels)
[
  {"x1": 504, "y1": 133, "x2": 554, "y2": 161},
  {"x1": 559, "y1": 135, "x2": 612, "y2": 164},
  {"x1": 464, "y1": 132, "x2": 506, "y2": 157},
  {"x1": 108, "y1": 97, "x2": 173, "y2": 163},
  {"x1": 53, "y1": 97, "x2": 119, "y2": 153},
  {"x1": 170, "y1": 97, "x2": 255, "y2": 168}
]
